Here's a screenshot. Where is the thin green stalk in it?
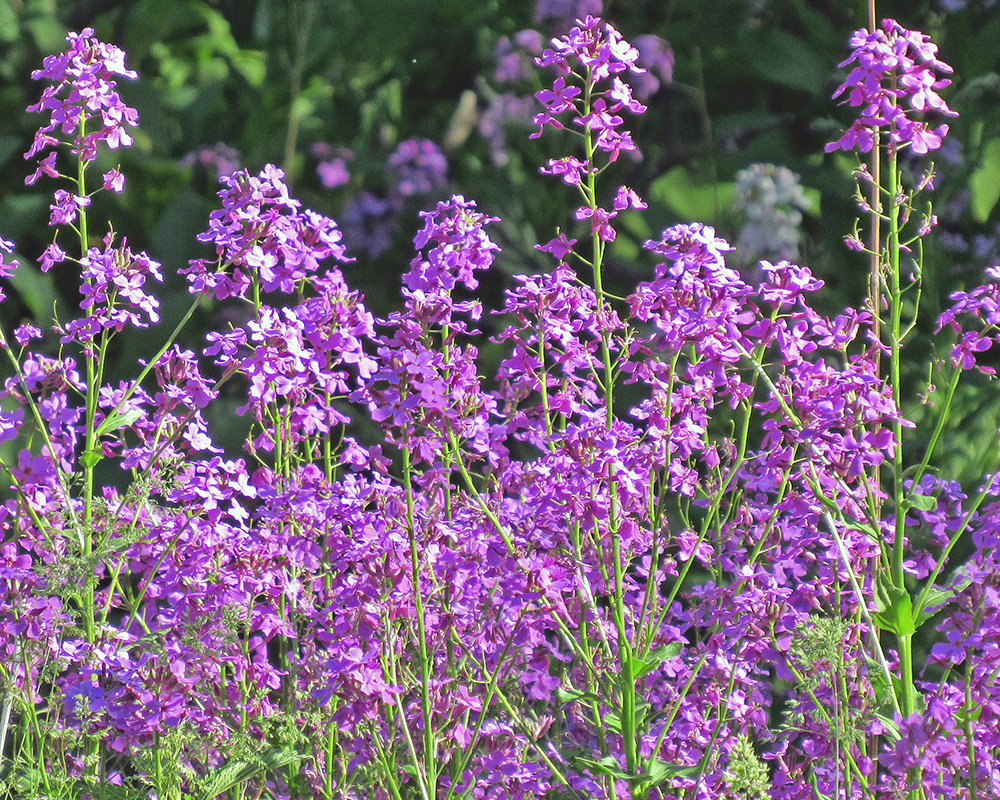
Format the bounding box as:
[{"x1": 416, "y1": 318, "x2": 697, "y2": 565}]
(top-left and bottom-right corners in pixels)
[
  {"x1": 963, "y1": 655, "x2": 979, "y2": 800},
  {"x1": 824, "y1": 511, "x2": 900, "y2": 719},
  {"x1": 441, "y1": 610, "x2": 527, "y2": 800},
  {"x1": 486, "y1": 682, "x2": 581, "y2": 798},
  {"x1": 907, "y1": 367, "x2": 961, "y2": 491},
  {"x1": 579, "y1": 63, "x2": 641, "y2": 789},
  {"x1": 883, "y1": 151, "x2": 922, "y2": 745},
  {"x1": 402, "y1": 440, "x2": 437, "y2": 799}
]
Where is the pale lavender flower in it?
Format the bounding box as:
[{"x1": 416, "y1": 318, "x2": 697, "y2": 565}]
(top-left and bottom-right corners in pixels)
[{"x1": 388, "y1": 138, "x2": 447, "y2": 197}]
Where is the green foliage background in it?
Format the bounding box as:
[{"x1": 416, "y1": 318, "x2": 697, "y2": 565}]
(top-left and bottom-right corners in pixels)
[{"x1": 2, "y1": 0, "x2": 1000, "y2": 485}]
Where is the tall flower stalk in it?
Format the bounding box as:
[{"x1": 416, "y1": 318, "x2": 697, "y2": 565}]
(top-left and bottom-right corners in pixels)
[
  {"x1": 825, "y1": 19, "x2": 961, "y2": 792},
  {"x1": 1, "y1": 15, "x2": 999, "y2": 800}
]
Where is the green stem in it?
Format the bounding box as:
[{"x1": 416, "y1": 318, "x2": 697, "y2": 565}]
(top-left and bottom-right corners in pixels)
[
  {"x1": 402, "y1": 440, "x2": 437, "y2": 799},
  {"x1": 579, "y1": 64, "x2": 641, "y2": 790}
]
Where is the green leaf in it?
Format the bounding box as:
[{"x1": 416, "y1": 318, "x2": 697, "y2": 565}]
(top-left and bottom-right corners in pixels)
[
  {"x1": 96, "y1": 409, "x2": 144, "y2": 438},
  {"x1": 740, "y1": 27, "x2": 826, "y2": 96},
  {"x1": 631, "y1": 643, "x2": 683, "y2": 680},
  {"x1": 873, "y1": 576, "x2": 915, "y2": 636},
  {"x1": 642, "y1": 759, "x2": 701, "y2": 788},
  {"x1": 875, "y1": 711, "x2": 901, "y2": 741},
  {"x1": 575, "y1": 755, "x2": 629, "y2": 781},
  {"x1": 80, "y1": 449, "x2": 103, "y2": 470},
  {"x1": 556, "y1": 686, "x2": 601, "y2": 706},
  {"x1": 198, "y1": 749, "x2": 300, "y2": 799},
  {"x1": 914, "y1": 571, "x2": 972, "y2": 627},
  {"x1": 908, "y1": 493, "x2": 937, "y2": 512},
  {"x1": 970, "y1": 138, "x2": 1000, "y2": 223},
  {"x1": 648, "y1": 167, "x2": 735, "y2": 223}
]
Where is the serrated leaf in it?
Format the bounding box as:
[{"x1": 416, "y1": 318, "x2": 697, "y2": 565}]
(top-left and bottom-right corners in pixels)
[{"x1": 198, "y1": 749, "x2": 299, "y2": 799}]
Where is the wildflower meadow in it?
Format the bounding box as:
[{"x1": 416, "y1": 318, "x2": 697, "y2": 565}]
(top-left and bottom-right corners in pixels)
[{"x1": 0, "y1": 4, "x2": 998, "y2": 800}]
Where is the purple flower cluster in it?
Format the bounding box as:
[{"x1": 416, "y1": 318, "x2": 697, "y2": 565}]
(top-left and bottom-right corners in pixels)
[
  {"x1": 323, "y1": 138, "x2": 448, "y2": 259},
  {"x1": 826, "y1": 18, "x2": 957, "y2": 155},
  {"x1": 25, "y1": 27, "x2": 138, "y2": 177},
  {"x1": 388, "y1": 137, "x2": 448, "y2": 197},
  {"x1": 533, "y1": 15, "x2": 647, "y2": 162},
  {"x1": 1, "y1": 19, "x2": 999, "y2": 800}
]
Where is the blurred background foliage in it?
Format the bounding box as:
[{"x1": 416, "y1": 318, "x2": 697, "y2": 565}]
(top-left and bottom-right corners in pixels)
[{"x1": 2, "y1": 0, "x2": 1000, "y2": 485}]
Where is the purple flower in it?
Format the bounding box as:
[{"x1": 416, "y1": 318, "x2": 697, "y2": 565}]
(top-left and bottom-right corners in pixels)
[
  {"x1": 630, "y1": 34, "x2": 674, "y2": 100},
  {"x1": 406, "y1": 195, "x2": 500, "y2": 295},
  {"x1": 0, "y1": 408, "x2": 22, "y2": 444},
  {"x1": 0, "y1": 237, "x2": 18, "y2": 304},
  {"x1": 826, "y1": 19, "x2": 956, "y2": 156},
  {"x1": 57, "y1": 231, "x2": 162, "y2": 351},
  {"x1": 25, "y1": 28, "x2": 138, "y2": 167},
  {"x1": 317, "y1": 157, "x2": 350, "y2": 189},
  {"x1": 388, "y1": 137, "x2": 448, "y2": 197},
  {"x1": 48, "y1": 190, "x2": 90, "y2": 227},
  {"x1": 535, "y1": 233, "x2": 577, "y2": 260},
  {"x1": 182, "y1": 165, "x2": 351, "y2": 299},
  {"x1": 532, "y1": 17, "x2": 647, "y2": 154}
]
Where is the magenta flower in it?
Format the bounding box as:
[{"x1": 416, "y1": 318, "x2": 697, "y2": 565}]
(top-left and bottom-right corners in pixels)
[
  {"x1": 532, "y1": 16, "x2": 646, "y2": 154},
  {"x1": 826, "y1": 18, "x2": 956, "y2": 155},
  {"x1": 317, "y1": 157, "x2": 350, "y2": 189},
  {"x1": 25, "y1": 28, "x2": 138, "y2": 167}
]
